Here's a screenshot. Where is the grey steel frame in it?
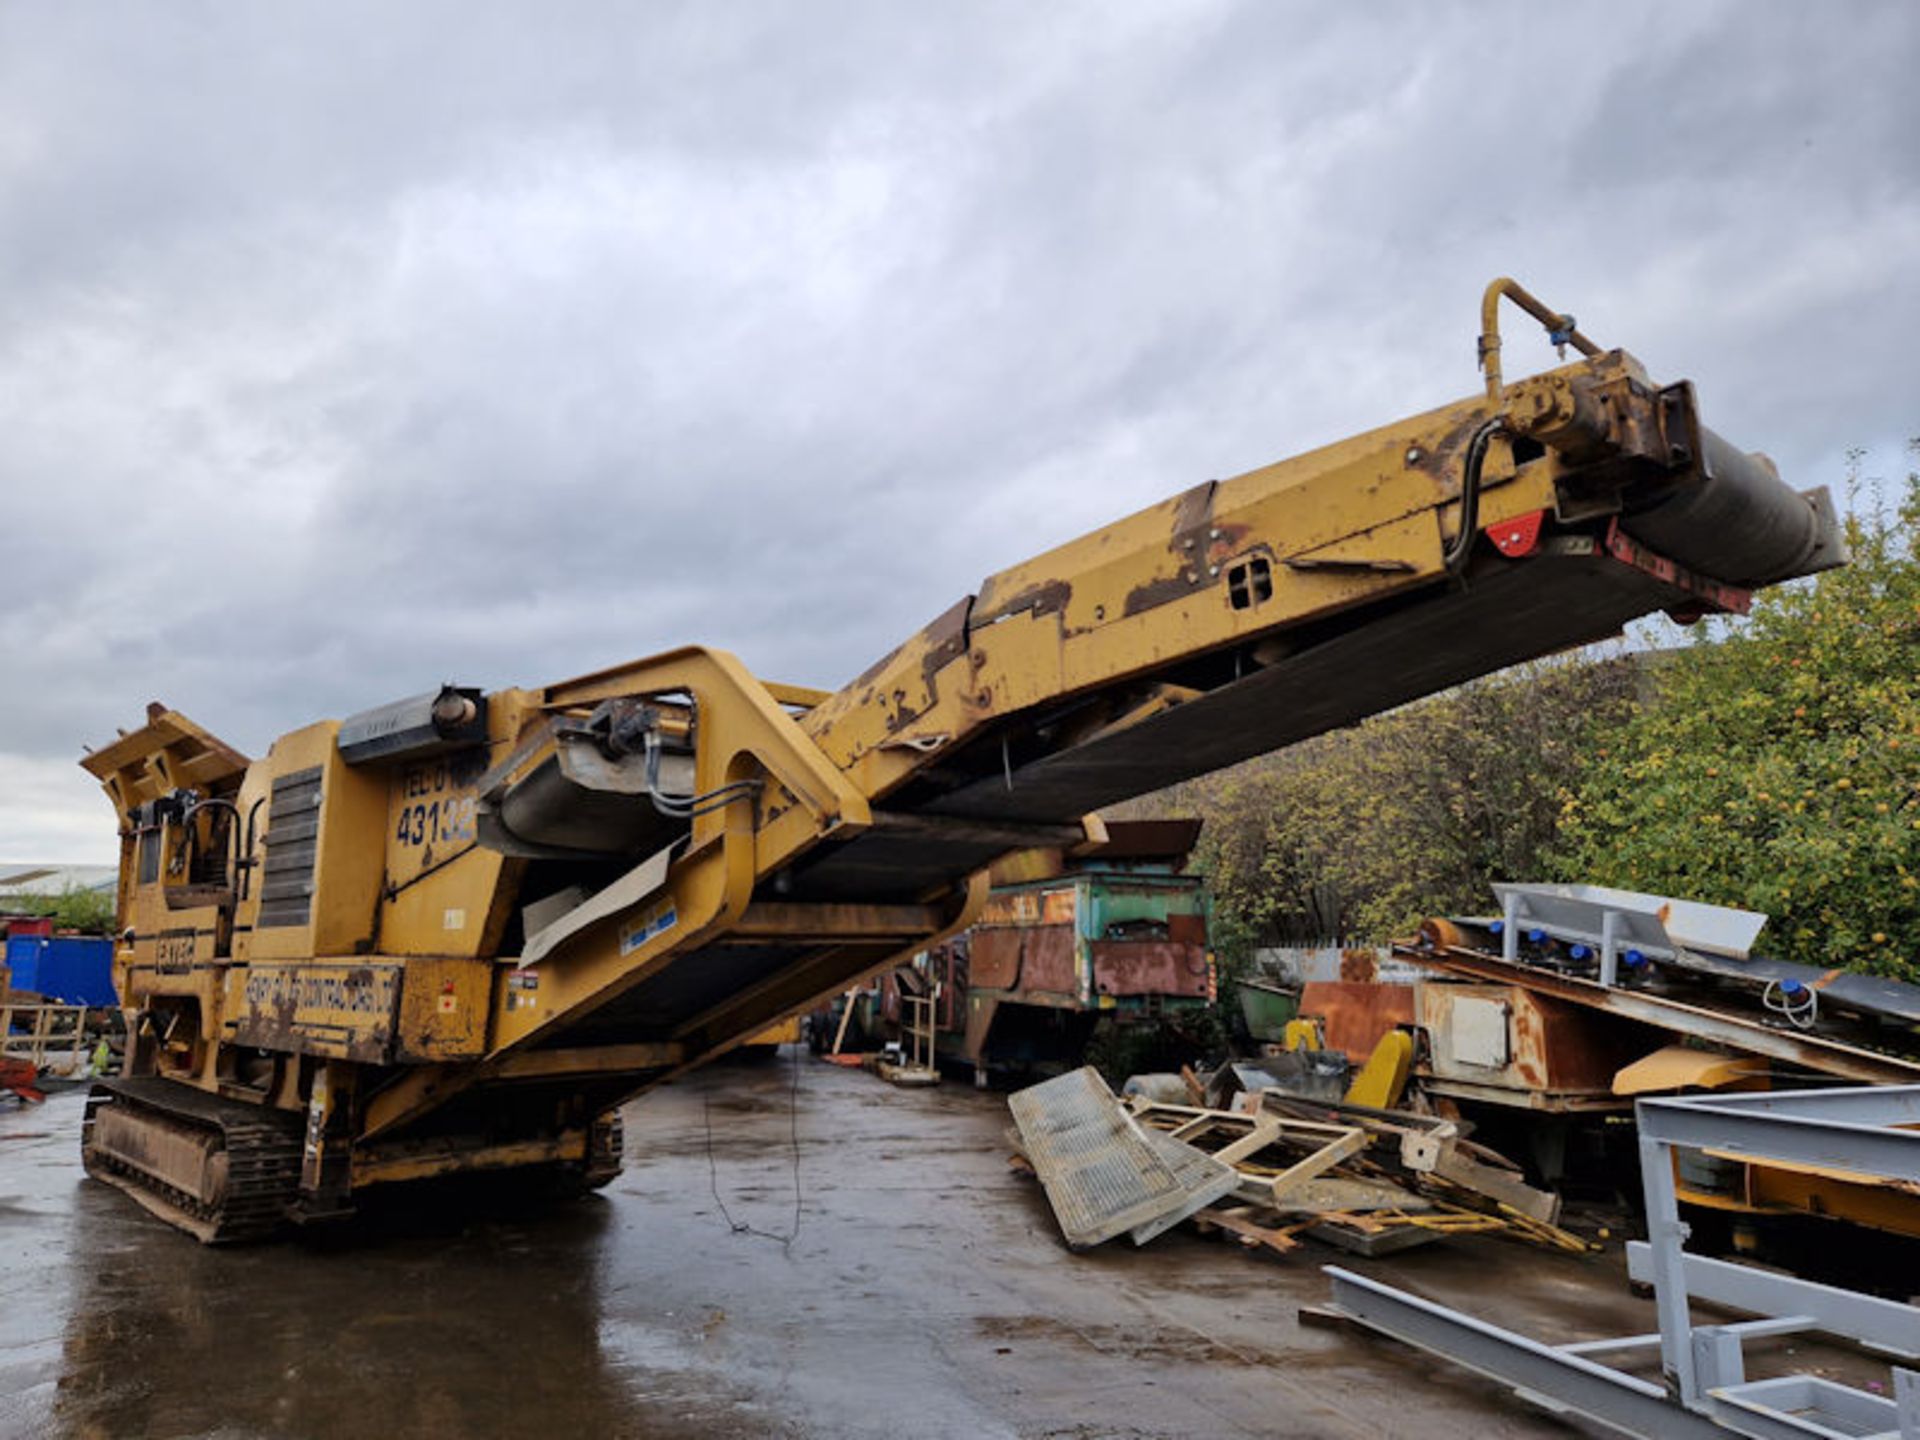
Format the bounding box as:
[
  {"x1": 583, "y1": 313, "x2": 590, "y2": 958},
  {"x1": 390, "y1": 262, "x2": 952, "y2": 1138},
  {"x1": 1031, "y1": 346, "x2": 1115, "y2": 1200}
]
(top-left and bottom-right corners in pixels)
[
  {"x1": 1624, "y1": 1243, "x2": 1920, "y2": 1359},
  {"x1": 1491, "y1": 882, "x2": 1767, "y2": 984},
  {"x1": 1326, "y1": 1085, "x2": 1920, "y2": 1439}
]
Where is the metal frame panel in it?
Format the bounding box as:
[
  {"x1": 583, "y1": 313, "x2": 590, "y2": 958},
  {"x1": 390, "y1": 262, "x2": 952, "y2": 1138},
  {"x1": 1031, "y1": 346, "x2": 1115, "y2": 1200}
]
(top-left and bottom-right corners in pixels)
[
  {"x1": 1493, "y1": 881, "x2": 1767, "y2": 959},
  {"x1": 1624, "y1": 1243, "x2": 1920, "y2": 1359},
  {"x1": 1705, "y1": 1374, "x2": 1899, "y2": 1440},
  {"x1": 1637, "y1": 1090, "x2": 1920, "y2": 1189},
  {"x1": 1324, "y1": 1267, "x2": 1725, "y2": 1440}
]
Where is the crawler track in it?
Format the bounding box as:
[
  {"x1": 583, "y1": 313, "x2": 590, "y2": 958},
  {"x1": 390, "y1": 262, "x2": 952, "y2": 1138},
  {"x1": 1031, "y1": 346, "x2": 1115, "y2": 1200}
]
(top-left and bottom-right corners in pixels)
[
  {"x1": 584, "y1": 1110, "x2": 624, "y2": 1189},
  {"x1": 82, "y1": 1077, "x2": 302, "y2": 1244}
]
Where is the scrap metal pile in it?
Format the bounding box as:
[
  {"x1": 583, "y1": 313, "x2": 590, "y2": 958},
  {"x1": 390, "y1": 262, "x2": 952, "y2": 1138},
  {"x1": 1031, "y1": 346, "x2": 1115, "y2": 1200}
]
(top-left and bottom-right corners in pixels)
[
  {"x1": 1007, "y1": 1066, "x2": 1591, "y2": 1260},
  {"x1": 0, "y1": 962, "x2": 117, "y2": 1103}
]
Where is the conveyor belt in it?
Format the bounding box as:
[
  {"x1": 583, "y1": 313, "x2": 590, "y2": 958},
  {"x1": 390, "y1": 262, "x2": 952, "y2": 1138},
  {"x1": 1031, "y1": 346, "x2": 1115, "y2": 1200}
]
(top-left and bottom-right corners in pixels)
[
  {"x1": 1401, "y1": 944, "x2": 1920, "y2": 1087},
  {"x1": 786, "y1": 541, "x2": 1689, "y2": 902}
]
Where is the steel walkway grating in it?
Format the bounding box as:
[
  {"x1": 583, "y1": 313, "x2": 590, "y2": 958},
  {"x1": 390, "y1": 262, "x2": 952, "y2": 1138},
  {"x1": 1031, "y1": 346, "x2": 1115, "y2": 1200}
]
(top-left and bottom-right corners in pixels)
[{"x1": 1009, "y1": 1067, "x2": 1236, "y2": 1249}]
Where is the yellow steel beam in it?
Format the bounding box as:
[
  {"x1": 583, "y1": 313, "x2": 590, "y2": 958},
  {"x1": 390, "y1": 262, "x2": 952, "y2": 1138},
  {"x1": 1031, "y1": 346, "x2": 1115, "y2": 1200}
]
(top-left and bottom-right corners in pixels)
[
  {"x1": 352, "y1": 1131, "x2": 589, "y2": 1187},
  {"x1": 542, "y1": 647, "x2": 871, "y2": 866},
  {"x1": 360, "y1": 1063, "x2": 461, "y2": 1142},
  {"x1": 668, "y1": 876, "x2": 986, "y2": 1050},
  {"x1": 644, "y1": 869, "x2": 989, "y2": 1094},
  {"x1": 761, "y1": 680, "x2": 833, "y2": 709},
  {"x1": 667, "y1": 945, "x2": 858, "y2": 1042},
  {"x1": 494, "y1": 647, "x2": 874, "y2": 1042},
  {"x1": 730, "y1": 900, "x2": 950, "y2": 943},
  {"x1": 492, "y1": 1042, "x2": 685, "y2": 1081}
]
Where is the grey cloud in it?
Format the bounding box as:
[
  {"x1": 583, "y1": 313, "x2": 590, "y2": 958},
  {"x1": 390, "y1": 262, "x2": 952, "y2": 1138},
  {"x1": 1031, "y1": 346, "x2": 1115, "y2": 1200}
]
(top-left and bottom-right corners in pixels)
[{"x1": 2, "y1": 0, "x2": 1915, "y2": 859}]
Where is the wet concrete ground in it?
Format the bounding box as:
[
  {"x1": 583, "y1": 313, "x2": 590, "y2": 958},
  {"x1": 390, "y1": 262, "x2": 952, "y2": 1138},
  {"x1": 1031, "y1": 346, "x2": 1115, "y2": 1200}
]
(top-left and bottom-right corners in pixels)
[{"x1": 3, "y1": 1056, "x2": 1683, "y2": 1439}]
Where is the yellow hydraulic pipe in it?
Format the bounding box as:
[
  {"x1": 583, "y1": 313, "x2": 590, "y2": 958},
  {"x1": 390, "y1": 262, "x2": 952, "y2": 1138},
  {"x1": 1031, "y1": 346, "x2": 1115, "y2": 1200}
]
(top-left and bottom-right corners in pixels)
[{"x1": 1478, "y1": 276, "x2": 1603, "y2": 406}]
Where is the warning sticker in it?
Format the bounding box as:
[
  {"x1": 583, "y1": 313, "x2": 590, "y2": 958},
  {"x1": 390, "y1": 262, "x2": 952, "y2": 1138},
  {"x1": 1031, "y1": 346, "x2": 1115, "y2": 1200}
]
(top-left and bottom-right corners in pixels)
[{"x1": 620, "y1": 898, "x2": 679, "y2": 956}]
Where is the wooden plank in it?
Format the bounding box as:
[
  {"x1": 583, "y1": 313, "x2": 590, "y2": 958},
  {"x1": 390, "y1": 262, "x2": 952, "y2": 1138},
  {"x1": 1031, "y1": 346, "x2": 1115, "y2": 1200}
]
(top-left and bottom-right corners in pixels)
[
  {"x1": 1252, "y1": 1177, "x2": 1425, "y2": 1215},
  {"x1": 1194, "y1": 1204, "x2": 1302, "y2": 1255},
  {"x1": 1180, "y1": 1064, "x2": 1205, "y2": 1104},
  {"x1": 1304, "y1": 1216, "x2": 1444, "y2": 1257},
  {"x1": 1431, "y1": 1143, "x2": 1561, "y2": 1225},
  {"x1": 830, "y1": 987, "x2": 860, "y2": 1056}
]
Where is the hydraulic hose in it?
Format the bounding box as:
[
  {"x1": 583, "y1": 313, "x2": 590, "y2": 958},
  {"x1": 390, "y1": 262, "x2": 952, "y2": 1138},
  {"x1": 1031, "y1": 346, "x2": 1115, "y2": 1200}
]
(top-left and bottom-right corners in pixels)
[{"x1": 1444, "y1": 418, "x2": 1508, "y2": 574}]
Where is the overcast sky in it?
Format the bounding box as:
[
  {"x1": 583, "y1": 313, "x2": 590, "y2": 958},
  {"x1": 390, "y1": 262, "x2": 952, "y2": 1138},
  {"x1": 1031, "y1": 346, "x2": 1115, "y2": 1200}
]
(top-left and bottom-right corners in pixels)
[{"x1": 3, "y1": 1, "x2": 1915, "y2": 863}]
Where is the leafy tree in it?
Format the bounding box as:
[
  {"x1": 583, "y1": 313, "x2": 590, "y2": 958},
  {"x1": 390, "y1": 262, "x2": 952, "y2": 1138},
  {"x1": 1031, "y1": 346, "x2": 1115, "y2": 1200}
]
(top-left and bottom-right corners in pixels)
[
  {"x1": 1117, "y1": 654, "x2": 1639, "y2": 971},
  {"x1": 1557, "y1": 452, "x2": 1920, "y2": 979}
]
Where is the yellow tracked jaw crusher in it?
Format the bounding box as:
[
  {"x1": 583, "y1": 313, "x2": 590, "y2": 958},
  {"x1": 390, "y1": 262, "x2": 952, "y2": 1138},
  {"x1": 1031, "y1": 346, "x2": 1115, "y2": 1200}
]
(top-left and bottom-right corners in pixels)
[{"x1": 79, "y1": 281, "x2": 1843, "y2": 1240}]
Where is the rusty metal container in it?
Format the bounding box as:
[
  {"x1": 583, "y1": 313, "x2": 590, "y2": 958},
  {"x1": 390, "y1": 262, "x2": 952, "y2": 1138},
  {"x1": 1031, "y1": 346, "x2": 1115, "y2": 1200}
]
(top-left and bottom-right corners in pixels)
[{"x1": 1415, "y1": 980, "x2": 1663, "y2": 1111}]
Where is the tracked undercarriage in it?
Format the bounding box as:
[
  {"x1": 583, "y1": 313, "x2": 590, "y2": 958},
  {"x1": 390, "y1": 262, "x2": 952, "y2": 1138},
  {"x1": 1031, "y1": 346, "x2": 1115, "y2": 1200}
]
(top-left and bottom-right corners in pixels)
[
  {"x1": 82, "y1": 1078, "x2": 625, "y2": 1242},
  {"x1": 82, "y1": 1079, "x2": 303, "y2": 1243}
]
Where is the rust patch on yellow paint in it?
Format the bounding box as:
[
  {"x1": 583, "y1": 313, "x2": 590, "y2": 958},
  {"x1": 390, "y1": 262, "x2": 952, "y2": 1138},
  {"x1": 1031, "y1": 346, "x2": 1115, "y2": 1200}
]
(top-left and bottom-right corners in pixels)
[{"x1": 1123, "y1": 480, "x2": 1222, "y2": 617}]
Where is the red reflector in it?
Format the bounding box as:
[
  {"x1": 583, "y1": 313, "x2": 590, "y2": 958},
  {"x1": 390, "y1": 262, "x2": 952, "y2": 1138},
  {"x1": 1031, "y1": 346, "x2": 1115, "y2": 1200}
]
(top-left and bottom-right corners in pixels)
[{"x1": 1485, "y1": 509, "x2": 1545, "y2": 557}]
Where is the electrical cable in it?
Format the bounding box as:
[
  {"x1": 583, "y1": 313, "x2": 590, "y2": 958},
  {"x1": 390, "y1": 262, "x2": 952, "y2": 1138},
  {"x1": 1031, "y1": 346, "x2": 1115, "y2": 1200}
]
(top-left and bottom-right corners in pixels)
[
  {"x1": 702, "y1": 1040, "x2": 804, "y2": 1253},
  {"x1": 1762, "y1": 977, "x2": 1819, "y2": 1030},
  {"x1": 383, "y1": 843, "x2": 479, "y2": 900},
  {"x1": 643, "y1": 730, "x2": 763, "y2": 818}
]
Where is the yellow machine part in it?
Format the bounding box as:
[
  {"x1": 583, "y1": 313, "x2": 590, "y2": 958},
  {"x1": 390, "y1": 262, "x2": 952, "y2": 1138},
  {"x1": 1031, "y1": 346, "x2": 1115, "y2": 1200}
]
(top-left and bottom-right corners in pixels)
[
  {"x1": 1676, "y1": 1152, "x2": 1920, "y2": 1241},
  {"x1": 1612, "y1": 1044, "x2": 1769, "y2": 1096},
  {"x1": 1617, "y1": 1045, "x2": 1920, "y2": 1240},
  {"x1": 1283, "y1": 1018, "x2": 1323, "y2": 1053},
  {"x1": 1345, "y1": 1030, "x2": 1414, "y2": 1109},
  {"x1": 745, "y1": 1016, "x2": 804, "y2": 1047}
]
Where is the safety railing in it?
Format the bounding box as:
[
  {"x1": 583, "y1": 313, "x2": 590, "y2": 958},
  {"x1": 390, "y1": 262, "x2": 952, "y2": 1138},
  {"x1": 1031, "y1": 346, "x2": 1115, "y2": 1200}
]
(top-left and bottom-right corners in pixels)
[{"x1": 1, "y1": 1001, "x2": 102, "y2": 1076}]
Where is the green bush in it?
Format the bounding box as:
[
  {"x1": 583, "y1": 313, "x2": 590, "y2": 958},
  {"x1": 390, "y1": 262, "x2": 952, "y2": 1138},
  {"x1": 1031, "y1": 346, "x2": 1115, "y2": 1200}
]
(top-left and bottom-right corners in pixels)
[
  {"x1": 8, "y1": 884, "x2": 117, "y2": 936},
  {"x1": 1557, "y1": 456, "x2": 1920, "y2": 979}
]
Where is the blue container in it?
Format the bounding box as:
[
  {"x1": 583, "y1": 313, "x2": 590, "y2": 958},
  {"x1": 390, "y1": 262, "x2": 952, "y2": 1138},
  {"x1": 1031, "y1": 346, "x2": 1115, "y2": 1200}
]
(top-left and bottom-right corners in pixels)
[{"x1": 4, "y1": 935, "x2": 116, "y2": 1006}]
